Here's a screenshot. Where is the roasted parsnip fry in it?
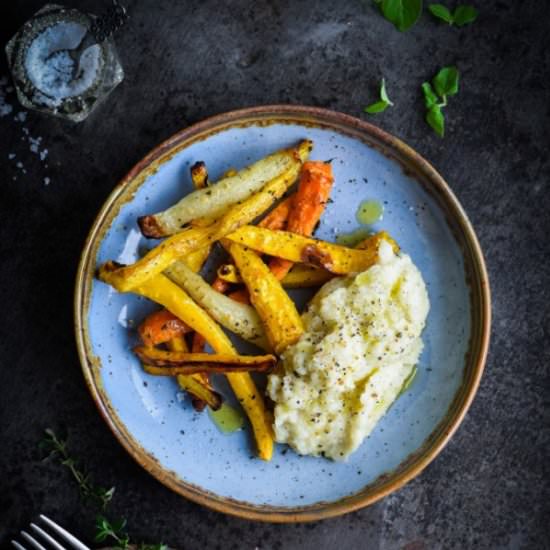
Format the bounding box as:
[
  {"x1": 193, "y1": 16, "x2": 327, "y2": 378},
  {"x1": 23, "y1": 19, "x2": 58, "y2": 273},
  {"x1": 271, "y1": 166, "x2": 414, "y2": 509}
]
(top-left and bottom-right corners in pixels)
[
  {"x1": 186, "y1": 161, "x2": 215, "y2": 266},
  {"x1": 190, "y1": 161, "x2": 208, "y2": 189},
  {"x1": 165, "y1": 261, "x2": 270, "y2": 351},
  {"x1": 138, "y1": 141, "x2": 312, "y2": 238},
  {"x1": 98, "y1": 141, "x2": 312, "y2": 293},
  {"x1": 168, "y1": 334, "x2": 218, "y2": 412},
  {"x1": 122, "y1": 273, "x2": 274, "y2": 460},
  {"x1": 174, "y1": 372, "x2": 223, "y2": 409},
  {"x1": 216, "y1": 263, "x2": 241, "y2": 284},
  {"x1": 135, "y1": 347, "x2": 276, "y2": 371},
  {"x1": 228, "y1": 243, "x2": 304, "y2": 354},
  {"x1": 225, "y1": 228, "x2": 396, "y2": 275}
]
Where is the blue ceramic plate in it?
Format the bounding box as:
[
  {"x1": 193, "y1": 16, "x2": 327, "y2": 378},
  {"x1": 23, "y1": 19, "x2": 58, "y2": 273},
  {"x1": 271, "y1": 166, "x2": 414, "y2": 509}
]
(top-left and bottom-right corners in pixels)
[{"x1": 75, "y1": 106, "x2": 490, "y2": 522}]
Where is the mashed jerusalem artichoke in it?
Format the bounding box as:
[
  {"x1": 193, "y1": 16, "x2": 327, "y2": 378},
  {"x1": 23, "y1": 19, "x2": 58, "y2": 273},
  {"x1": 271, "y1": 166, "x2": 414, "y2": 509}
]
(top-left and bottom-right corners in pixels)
[{"x1": 267, "y1": 240, "x2": 430, "y2": 460}]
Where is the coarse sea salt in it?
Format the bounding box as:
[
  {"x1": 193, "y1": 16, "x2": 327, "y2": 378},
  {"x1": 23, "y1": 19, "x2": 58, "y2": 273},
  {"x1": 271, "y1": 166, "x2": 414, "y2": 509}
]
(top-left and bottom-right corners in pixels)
[{"x1": 25, "y1": 21, "x2": 101, "y2": 107}]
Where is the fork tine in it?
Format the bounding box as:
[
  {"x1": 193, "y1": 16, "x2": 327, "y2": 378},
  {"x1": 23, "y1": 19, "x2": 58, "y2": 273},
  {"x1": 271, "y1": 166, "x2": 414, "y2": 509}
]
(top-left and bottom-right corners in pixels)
[
  {"x1": 11, "y1": 541, "x2": 27, "y2": 550},
  {"x1": 30, "y1": 523, "x2": 66, "y2": 550},
  {"x1": 20, "y1": 531, "x2": 47, "y2": 550},
  {"x1": 38, "y1": 516, "x2": 90, "y2": 550}
]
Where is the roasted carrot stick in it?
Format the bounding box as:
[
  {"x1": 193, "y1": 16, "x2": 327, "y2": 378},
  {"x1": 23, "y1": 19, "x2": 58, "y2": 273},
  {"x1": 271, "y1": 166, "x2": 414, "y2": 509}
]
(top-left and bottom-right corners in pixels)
[
  {"x1": 258, "y1": 195, "x2": 294, "y2": 230},
  {"x1": 138, "y1": 309, "x2": 191, "y2": 348},
  {"x1": 268, "y1": 161, "x2": 334, "y2": 280},
  {"x1": 227, "y1": 288, "x2": 250, "y2": 304}
]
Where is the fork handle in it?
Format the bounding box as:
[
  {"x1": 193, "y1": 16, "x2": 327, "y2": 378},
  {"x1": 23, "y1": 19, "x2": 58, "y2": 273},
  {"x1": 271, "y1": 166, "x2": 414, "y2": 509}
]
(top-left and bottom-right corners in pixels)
[{"x1": 90, "y1": 0, "x2": 128, "y2": 43}]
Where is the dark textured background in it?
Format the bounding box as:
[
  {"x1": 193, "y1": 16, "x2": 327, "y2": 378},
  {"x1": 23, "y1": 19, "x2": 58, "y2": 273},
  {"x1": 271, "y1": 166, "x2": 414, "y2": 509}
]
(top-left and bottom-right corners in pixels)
[{"x1": 1, "y1": 1, "x2": 549, "y2": 548}]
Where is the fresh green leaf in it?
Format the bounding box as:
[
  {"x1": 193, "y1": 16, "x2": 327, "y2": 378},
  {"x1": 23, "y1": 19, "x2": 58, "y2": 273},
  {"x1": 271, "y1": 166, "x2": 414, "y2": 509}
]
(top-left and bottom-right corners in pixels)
[
  {"x1": 379, "y1": 78, "x2": 393, "y2": 104},
  {"x1": 379, "y1": 0, "x2": 423, "y2": 32},
  {"x1": 364, "y1": 78, "x2": 393, "y2": 114},
  {"x1": 426, "y1": 104, "x2": 445, "y2": 137},
  {"x1": 421, "y1": 82, "x2": 439, "y2": 108},
  {"x1": 432, "y1": 66, "x2": 459, "y2": 98},
  {"x1": 365, "y1": 101, "x2": 390, "y2": 114},
  {"x1": 428, "y1": 4, "x2": 453, "y2": 23},
  {"x1": 453, "y1": 5, "x2": 478, "y2": 26}
]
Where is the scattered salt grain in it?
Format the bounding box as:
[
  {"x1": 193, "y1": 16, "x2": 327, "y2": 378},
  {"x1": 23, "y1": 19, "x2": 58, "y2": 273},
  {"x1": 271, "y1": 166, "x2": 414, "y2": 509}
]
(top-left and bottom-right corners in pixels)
[
  {"x1": 44, "y1": 177, "x2": 51, "y2": 185},
  {"x1": 14, "y1": 111, "x2": 27, "y2": 122},
  {"x1": 0, "y1": 76, "x2": 14, "y2": 117},
  {"x1": 8, "y1": 153, "x2": 15, "y2": 160},
  {"x1": 40, "y1": 149, "x2": 48, "y2": 161},
  {"x1": 16, "y1": 161, "x2": 23, "y2": 169},
  {"x1": 29, "y1": 135, "x2": 42, "y2": 153}
]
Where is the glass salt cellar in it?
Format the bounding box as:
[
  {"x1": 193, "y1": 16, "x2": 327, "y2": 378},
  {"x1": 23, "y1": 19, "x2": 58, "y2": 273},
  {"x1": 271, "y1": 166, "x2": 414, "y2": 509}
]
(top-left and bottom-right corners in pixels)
[{"x1": 5, "y1": 3, "x2": 124, "y2": 122}]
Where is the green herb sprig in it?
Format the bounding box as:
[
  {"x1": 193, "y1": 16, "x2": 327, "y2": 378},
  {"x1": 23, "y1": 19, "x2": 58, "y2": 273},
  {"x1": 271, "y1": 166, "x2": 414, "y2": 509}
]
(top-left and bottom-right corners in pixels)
[
  {"x1": 41, "y1": 428, "x2": 167, "y2": 550},
  {"x1": 422, "y1": 66, "x2": 460, "y2": 137},
  {"x1": 428, "y1": 4, "x2": 478, "y2": 26},
  {"x1": 364, "y1": 79, "x2": 394, "y2": 114},
  {"x1": 40, "y1": 428, "x2": 115, "y2": 510}
]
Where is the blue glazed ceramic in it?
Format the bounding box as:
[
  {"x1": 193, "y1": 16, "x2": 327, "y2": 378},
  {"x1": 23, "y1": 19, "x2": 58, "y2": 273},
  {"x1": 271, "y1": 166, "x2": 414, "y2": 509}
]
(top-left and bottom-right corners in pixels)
[{"x1": 75, "y1": 106, "x2": 490, "y2": 521}]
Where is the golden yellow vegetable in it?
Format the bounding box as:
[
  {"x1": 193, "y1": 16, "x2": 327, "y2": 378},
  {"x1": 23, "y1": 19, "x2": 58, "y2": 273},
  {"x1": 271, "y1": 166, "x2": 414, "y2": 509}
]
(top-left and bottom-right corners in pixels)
[
  {"x1": 173, "y1": 372, "x2": 222, "y2": 409},
  {"x1": 280, "y1": 264, "x2": 335, "y2": 288},
  {"x1": 225, "y1": 227, "x2": 396, "y2": 275},
  {"x1": 98, "y1": 140, "x2": 313, "y2": 293},
  {"x1": 183, "y1": 244, "x2": 212, "y2": 273},
  {"x1": 216, "y1": 263, "x2": 241, "y2": 284},
  {"x1": 190, "y1": 161, "x2": 208, "y2": 189},
  {"x1": 228, "y1": 242, "x2": 304, "y2": 355},
  {"x1": 98, "y1": 225, "x2": 218, "y2": 292},
  {"x1": 186, "y1": 162, "x2": 214, "y2": 261},
  {"x1": 123, "y1": 273, "x2": 274, "y2": 460}
]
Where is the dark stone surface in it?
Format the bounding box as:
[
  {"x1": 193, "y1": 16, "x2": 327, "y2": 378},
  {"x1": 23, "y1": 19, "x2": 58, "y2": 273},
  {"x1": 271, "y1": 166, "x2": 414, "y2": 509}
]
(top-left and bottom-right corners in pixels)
[{"x1": 1, "y1": 0, "x2": 548, "y2": 548}]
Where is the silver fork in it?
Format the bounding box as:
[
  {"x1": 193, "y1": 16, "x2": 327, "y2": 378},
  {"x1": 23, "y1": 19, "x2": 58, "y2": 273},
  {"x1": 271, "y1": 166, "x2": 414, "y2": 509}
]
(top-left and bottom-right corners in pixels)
[{"x1": 11, "y1": 515, "x2": 90, "y2": 550}]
